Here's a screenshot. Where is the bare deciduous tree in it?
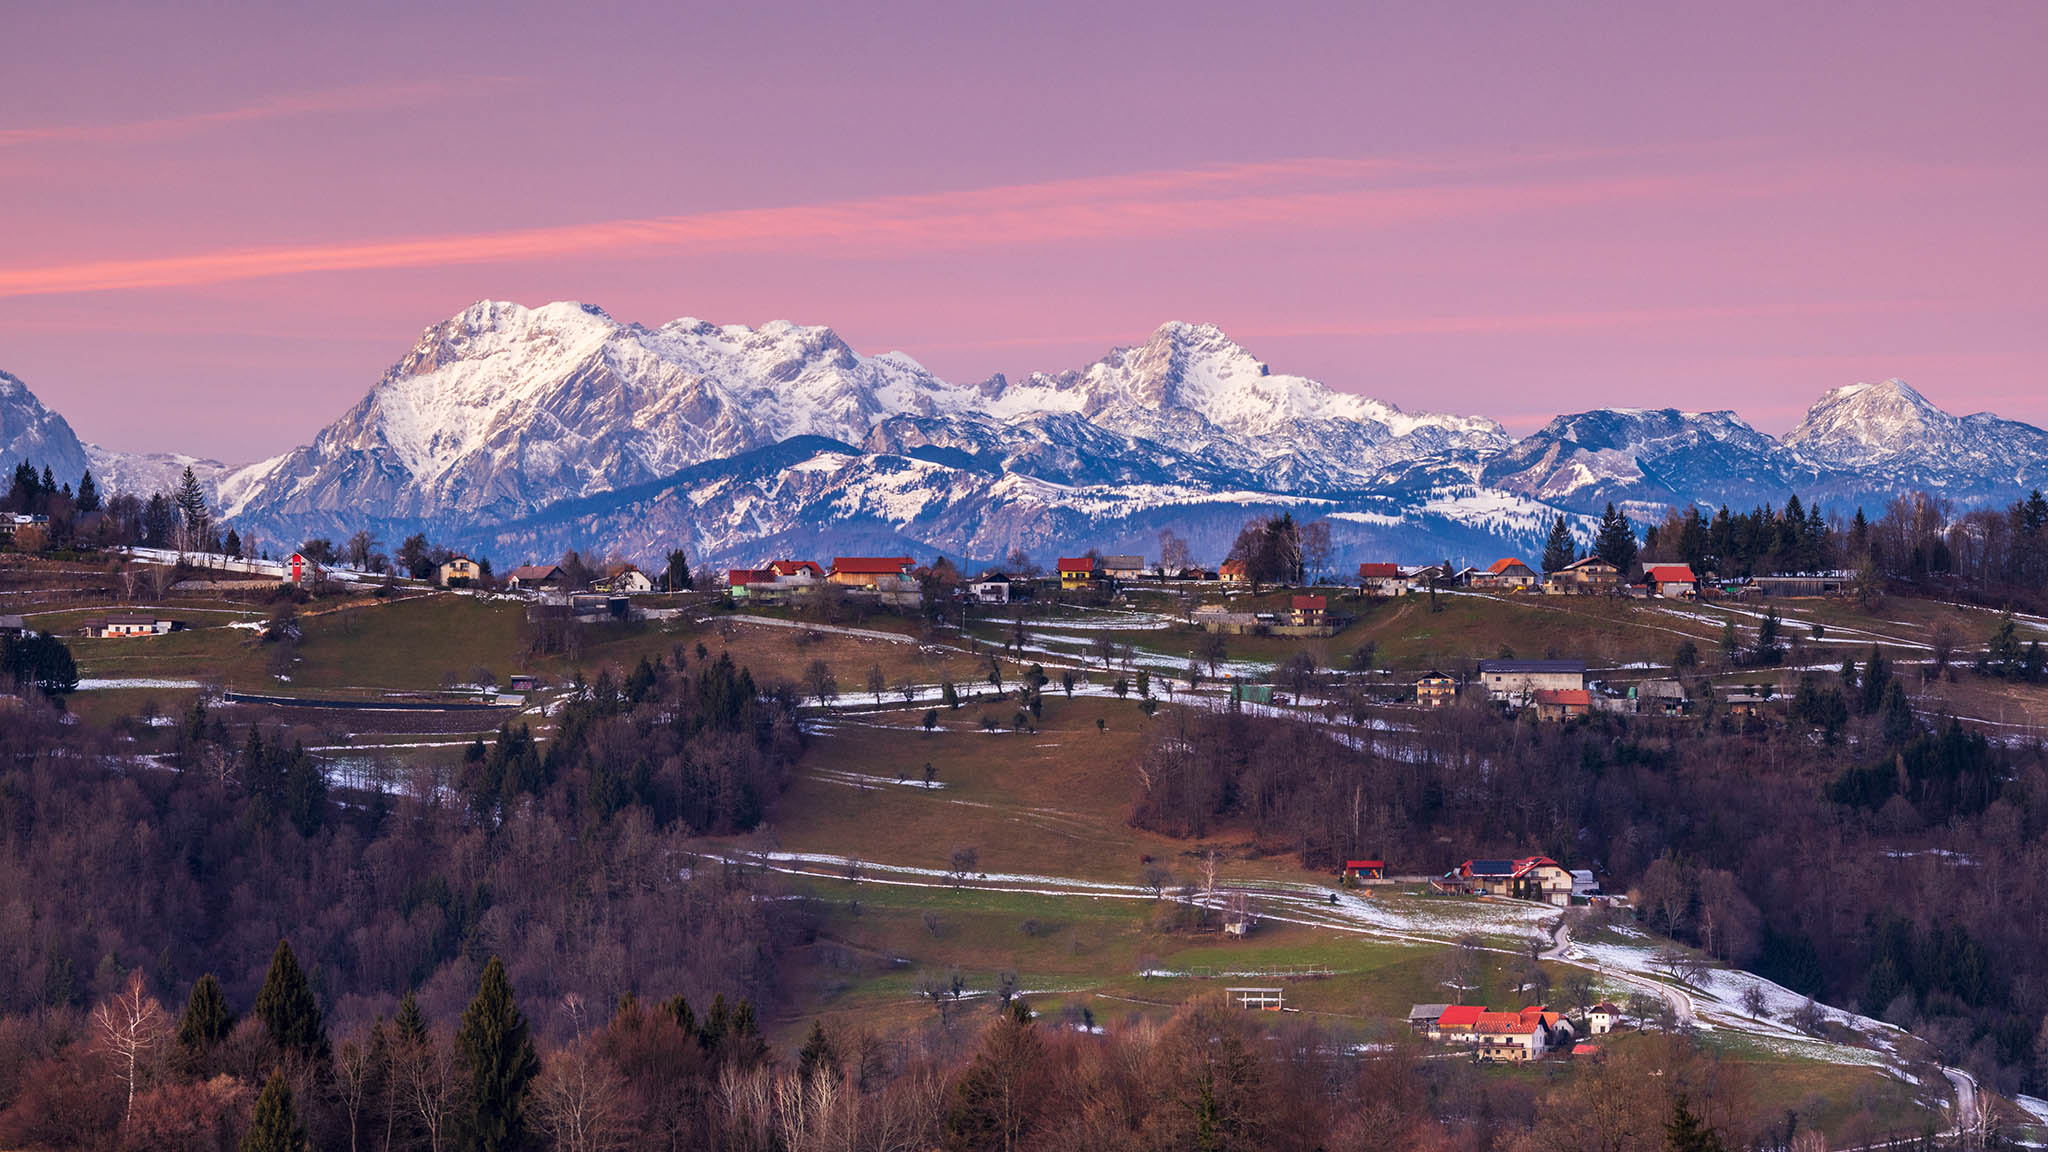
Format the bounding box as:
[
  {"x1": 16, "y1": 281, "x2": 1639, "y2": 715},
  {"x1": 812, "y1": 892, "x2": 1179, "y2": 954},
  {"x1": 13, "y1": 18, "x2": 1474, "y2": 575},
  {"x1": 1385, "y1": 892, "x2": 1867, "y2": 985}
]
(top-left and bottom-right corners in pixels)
[
  {"x1": 533, "y1": 1036, "x2": 630, "y2": 1152},
  {"x1": 92, "y1": 969, "x2": 172, "y2": 1127}
]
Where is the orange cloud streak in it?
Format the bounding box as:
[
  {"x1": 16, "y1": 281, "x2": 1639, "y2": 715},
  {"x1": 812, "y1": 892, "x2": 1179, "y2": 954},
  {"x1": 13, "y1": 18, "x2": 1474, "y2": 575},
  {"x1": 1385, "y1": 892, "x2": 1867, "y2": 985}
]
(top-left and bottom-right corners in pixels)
[{"x1": 0, "y1": 156, "x2": 1685, "y2": 299}]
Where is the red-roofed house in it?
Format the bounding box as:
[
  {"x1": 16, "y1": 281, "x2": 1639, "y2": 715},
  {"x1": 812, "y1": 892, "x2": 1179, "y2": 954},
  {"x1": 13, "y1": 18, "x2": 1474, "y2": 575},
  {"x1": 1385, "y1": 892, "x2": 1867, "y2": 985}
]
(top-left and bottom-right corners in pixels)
[
  {"x1": 726, "y1": 568, "x2": 777, "y2": 598},
  {"x1": 1357, "y1": 562, "x2": 1405, "y2": 597},
  {"x1": 770, "y1": 559, "x2": 825, "y2": 583},
  {"x1": 1057, "y1": 556, "x2": 1098, "y2": 590},
  {"x1": 829, "y1": 557, "x2": 915, "y2": 590},
  {"x1": 1481, "y1": 557, "x2": 1539, "y2": 590},
  {"x1": 1433, "y1": 1005, "x2": 1486, "y2": 1041},
  {"x1": 1645, "y1": 564, "x2": 1699, "y2": 598},
  {"x1": 1533, "y1": 688, "x2": 1591, "y2": 722},
  {"x1": 1289, "y1": 595, "x2": 1328, "y2": 627},
  {"x1": 1449, "y1": 856, "x2": 1576, "y2": 905}
]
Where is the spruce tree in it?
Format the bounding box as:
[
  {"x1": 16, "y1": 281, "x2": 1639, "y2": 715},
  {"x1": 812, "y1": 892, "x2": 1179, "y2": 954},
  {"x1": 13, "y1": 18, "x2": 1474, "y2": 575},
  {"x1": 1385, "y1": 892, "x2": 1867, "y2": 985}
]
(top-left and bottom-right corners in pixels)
[
  {"x1": 1541, "y1": 514, "x2": 1576, "y2": 574},
  {"x1": 1663, "y1": 1093, "x2": 1727, "y2": 1152},
  {"x1": 76, "y1": 470, "x2": 100, "y2": 514},
  {"x1": 242, "y1": 1067, "x2": 305, "y2": 1152},
  {"x1": 1593, "y1": 503, "x2": 1638, "y2": 573},
  {"x1": 176, "y1": 972, "x2": 236, "y2": 1061},
  {"x1": 797, "y1": 1020, "x2": 840, "y2": 1081},
  {"x1": 660, "y1": 993, "x2": 695, "y2": 1037},
  {"x1": 457, "y1": 956, "x2": 538, "y2": 1152},
  {"x1": 255, "y1": 940, "x2": 325, "y2": 1060},
  {"x1": 174, "y1": 465, "x2": 209, "y2": 532},
  {"x1": 395, "y1": 989, "x2": 427, "y2": 1044}
]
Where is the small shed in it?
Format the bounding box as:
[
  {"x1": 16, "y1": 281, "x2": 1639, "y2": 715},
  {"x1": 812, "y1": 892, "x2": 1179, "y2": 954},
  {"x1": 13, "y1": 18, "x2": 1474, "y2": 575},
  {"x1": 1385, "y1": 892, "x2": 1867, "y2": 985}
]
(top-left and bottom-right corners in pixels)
[{"x1": 1343, "y1": 859, "x2": 1386, "y2": 882}]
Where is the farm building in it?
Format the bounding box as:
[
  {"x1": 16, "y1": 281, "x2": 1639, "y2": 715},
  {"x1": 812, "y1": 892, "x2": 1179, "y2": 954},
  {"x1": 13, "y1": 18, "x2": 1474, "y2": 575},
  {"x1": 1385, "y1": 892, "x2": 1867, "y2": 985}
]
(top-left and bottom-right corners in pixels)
[
  {"x1": 1476, "y1": 658, "x2": 1586, "y2": 704},
  {"x1": 1751, "y1": 573, "x2": 1849, "y2": 597},
  {"x1": 1289, "y1": 595, "x2": 1328, "y2": 627},
  {"x1": 1532, "y1": 688, "x2": 1590, "y2": 721},
  {"x1": 81, "y1": 612, "x2": 176, "y2": 638},
  {"x1": 1099, "y1": 554, "x2": 1147, "y2": 580},
  {"x1": 1342, "y1": 859, "x2": 1385, "y2": 882},
  {"x1": 506, "y1": 564, "x2": 566, "y2": 592},
  {"x1": 830, "y1": 557, "x2": 916, "y2": 591}
]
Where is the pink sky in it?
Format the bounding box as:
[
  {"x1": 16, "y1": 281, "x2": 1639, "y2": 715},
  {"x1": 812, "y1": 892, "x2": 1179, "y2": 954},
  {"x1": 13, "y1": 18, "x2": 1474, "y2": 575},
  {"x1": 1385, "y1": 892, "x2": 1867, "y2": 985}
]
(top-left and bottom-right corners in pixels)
[{"x1": 4, "y1": 2, "x2": 2045, "y2": 461}]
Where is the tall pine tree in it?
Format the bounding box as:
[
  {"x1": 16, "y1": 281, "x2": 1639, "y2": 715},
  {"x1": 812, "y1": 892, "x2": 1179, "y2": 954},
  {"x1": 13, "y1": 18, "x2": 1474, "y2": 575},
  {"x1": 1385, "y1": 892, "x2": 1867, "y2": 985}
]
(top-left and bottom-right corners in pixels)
[
  {"x1": 457, "y1": 956, "x2": 538, "y2": 1152},
  {"x1": 255, "y1": 940, "x2": 325, "y2": 1060},
  {"x1": 1594, "y1": 502, "x2": 1639, "y2": 573},
  {"x1": 176, "y1": 972, "x2": 236, "y2": 1062},
  {"x1": 1540, "y1": 514, "x2": 1576, "y2": 574},
  {"x1": 396, "y1": 989, "x2": 428, "y2": 1045},
  {"x1": 242, "y1": 1067, "x2": 305, "y2": 1152},
  {"x1": 174, "y1": 465, "x2": 210, "y2": 545},
  {"x1": 75, "y1": 469, "x2": 100, "y2": 514}
]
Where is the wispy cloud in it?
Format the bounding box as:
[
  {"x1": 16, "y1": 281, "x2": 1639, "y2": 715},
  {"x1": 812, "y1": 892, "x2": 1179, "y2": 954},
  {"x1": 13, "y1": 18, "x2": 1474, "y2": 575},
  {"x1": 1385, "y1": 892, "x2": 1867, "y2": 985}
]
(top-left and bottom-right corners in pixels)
[
  {"x1": 0, "y1": 154, "x2": 1691, "y2": 298},
  {"x1": 0, "y1": 80, "x2": 477, "y2": 148}
]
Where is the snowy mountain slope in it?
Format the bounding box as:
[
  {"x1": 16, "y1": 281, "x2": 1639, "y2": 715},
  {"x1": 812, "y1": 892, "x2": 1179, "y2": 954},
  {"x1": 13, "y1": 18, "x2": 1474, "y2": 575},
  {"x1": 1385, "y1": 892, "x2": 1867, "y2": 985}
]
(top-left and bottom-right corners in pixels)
[
  {"x1": 218, "y1": 300, "x2": 960, "y2": 530},
  {"x1": 21, "y1": 299, "x2": 2048, "y2": 567},
  {"x1": 215, "y1": 302, "x2": 1510, "y2": 548},
  {"x1": 83, "y1": 447, "x2": 231, "y2": 500},
  {"x1": 0, "y1": 371, "x2": 91, "y2": 484},
  {"x1": 1784, "y1": 378, "x2": 2048, "y2": 495},
  {"x1": 468, "y1": 438, "x2": 1566, "y2": 570},
  {"x1": 983, "y1": 321, "x2": 1510, "y2": 489},
  {"x1": 1480, "y1": 407, "x2": 1818, "y2": 511}
]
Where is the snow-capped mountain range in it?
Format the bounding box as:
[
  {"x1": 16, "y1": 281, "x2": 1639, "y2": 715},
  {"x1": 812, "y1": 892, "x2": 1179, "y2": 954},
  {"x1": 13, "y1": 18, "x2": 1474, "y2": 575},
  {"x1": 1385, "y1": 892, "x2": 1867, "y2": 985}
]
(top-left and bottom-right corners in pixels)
[{"x1": 5, "y1": 301, "x2": 2045, "y2": 567}]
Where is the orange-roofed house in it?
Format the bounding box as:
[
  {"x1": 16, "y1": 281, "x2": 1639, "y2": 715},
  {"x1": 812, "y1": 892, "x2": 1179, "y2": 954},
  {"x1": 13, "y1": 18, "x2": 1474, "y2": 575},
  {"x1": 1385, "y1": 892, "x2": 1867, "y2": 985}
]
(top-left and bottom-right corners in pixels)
[
  {"x1": 1219, "y1": 560, "x2": 1249, "y2": 585},
  {"x1": 1645, "y1": 564, "x2": 1699, "y2": 598},
  {"x1": 1476, "y1": 557, "x2": 1539, "y2": 590},
  {"x1": 1057, "y1": 556, "x2": 1098, "y2": 590},
  {"x1": 1533, "y1": 688, "x2": 1591, "y2": 722},
  {"x1": 1471, "y1": 1011, "x2": 1546, "y2": 1061}
]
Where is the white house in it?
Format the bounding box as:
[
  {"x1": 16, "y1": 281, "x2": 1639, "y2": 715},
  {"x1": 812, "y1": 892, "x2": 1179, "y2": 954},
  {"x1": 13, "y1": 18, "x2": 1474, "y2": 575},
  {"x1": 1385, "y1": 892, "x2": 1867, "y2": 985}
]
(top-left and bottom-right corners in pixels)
[
  {"x1": 597, "y1": 568, "x2": 655, "y2": 594},
  {"x1": 969, "y1": 574, "x2": 1013, "y2": 604}
]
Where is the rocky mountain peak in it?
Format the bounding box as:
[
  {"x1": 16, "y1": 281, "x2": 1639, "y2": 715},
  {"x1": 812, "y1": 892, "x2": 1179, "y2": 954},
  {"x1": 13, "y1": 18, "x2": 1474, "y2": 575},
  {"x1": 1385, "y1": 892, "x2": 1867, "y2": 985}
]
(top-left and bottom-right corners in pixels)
[{"x1": 1786, "y1": 378, "x2": 1956, "y2": 467}]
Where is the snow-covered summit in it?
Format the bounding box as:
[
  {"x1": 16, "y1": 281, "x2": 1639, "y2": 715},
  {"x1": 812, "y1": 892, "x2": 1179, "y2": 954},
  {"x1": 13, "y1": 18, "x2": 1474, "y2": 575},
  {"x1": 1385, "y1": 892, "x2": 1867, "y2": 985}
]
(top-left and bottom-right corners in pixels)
[
  {"x1": 219, "y1": 301, "x2": 1502, "y2": 529},
  {"x1": 1784, "y1": 378, "x2": 1953, "y2": 468}
]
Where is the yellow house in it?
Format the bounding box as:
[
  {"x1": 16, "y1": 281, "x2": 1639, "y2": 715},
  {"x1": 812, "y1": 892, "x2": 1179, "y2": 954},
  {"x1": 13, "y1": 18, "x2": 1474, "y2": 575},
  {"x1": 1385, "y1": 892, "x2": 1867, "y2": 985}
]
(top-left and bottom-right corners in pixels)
[
  {"x1": 438, "y1": 555, "x2": 480, "y2": 585},
  {"x1": 1057, "y1": 556, "x2": 1098, "y2": 590}
]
